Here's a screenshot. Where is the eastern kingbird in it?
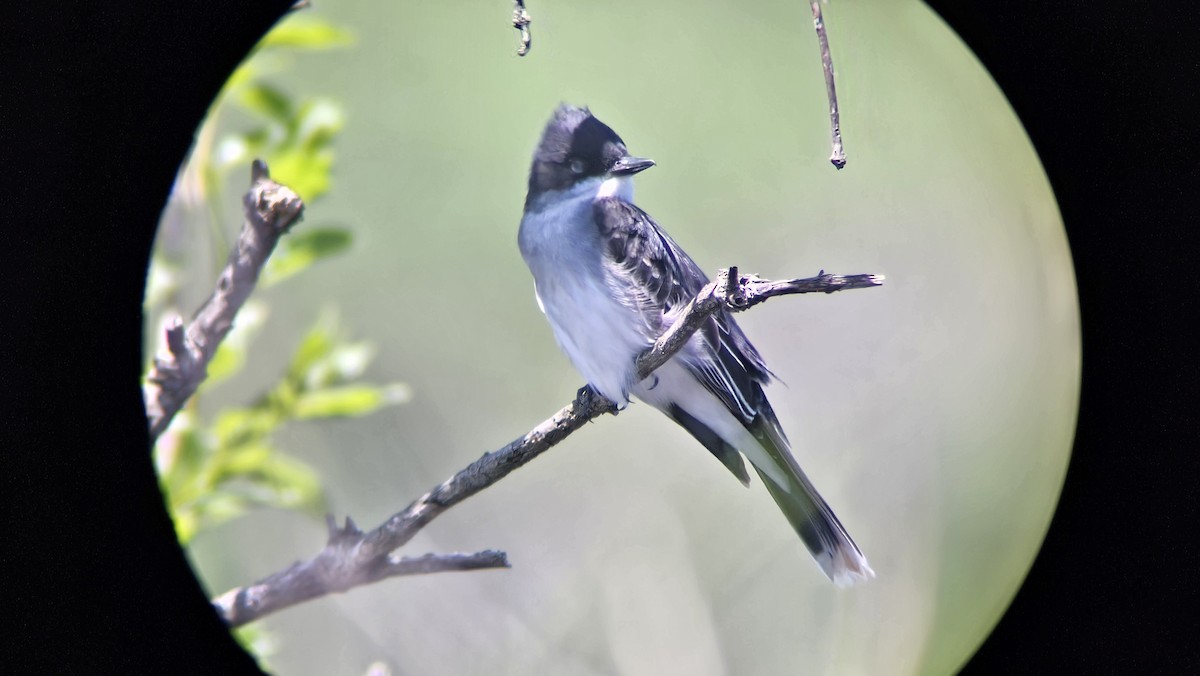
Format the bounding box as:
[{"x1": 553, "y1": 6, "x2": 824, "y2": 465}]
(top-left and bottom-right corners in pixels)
[{"x1": 518, "y1": 105, "x2": 873, "y2": 586}]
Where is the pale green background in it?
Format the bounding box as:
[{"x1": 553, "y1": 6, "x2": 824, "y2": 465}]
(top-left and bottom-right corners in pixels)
[{"x1": 175, "y1": 0, "x2": 1079, "y2": 673}]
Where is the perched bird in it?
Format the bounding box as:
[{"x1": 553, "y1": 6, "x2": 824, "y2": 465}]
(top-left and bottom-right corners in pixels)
[{"x1": 517, "y1": 104, "x2": 873, "y2": 585}]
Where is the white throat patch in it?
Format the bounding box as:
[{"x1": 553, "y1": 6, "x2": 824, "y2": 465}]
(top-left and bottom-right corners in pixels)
[{"x1": 596, "y1": 175, "x2": 633, "y2": 200}]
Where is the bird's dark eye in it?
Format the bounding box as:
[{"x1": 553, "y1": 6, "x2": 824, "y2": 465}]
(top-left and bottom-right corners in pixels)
[{"x1": 569, "y1": 159, "x2": 586, "y2": 174}]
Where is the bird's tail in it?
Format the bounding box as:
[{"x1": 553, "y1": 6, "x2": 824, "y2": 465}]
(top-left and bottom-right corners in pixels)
[{"x1": 748, "y1": 410, "x2": 874, "y2": 586}]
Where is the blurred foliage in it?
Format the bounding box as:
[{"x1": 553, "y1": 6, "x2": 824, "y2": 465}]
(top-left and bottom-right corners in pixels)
[
  {"x1": 143, "y1": 12, "x2": 382, "y2": 667},
  {"x1": 153, "y1": 310, "x2": 411, "y2": 545},
  {"x1": 209, "y1": 14, "x2": 353, "y2": 203},
  {"x1": 260, "y1": 226, "x2": 353, "y2": 287},
  {"x1": 208, "y1": 14, "x2": 353, "y2": 280},
  {"x1": 145, "y1": 14, "x2": 386, "y2": 540},
  {"x1": 144, "y1": 11, "x2": 403, "y2": 563}
]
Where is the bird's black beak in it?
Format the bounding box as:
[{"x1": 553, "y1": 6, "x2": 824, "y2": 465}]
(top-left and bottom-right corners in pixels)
[{"x1": 610, "y1": 156, "x2": 655, "y2": 176}]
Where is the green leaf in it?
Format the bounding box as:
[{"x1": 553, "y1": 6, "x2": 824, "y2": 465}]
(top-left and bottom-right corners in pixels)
[
  {"x1": 292, "y1": 384, "x2": 407, "y2": 419},
  {"x1": 260, "y1": 16, "x2": 355, "y2": 50},
  {"x1": 188, "y1": 491, "x2": 253, "y2": 538},
  {"x1": 247, "y1": 455, "x2": 326, "y2": 513},
  {"x1": 171, "y1": 490, "x2": 252, "y2": 544},
  {"x1": 172, "y1": 507, "x2": 201, "y2": 545},
  {"x1": 213, "y1": 407, "x2": 279, "y2": 449},
  {"x1": 267, "y1": 145, "x2": 333, "y2": 202},
  {"x1": 261, "y1": 227, "x2": 352, "y2": 287},
  {"x1": 258, "y1": 99, "x2": 344, "y2": 202},
  {"x1": 218, "y1": 443, "x2": 275, "y2": 476},
  {"x1": 237, "y1": 83, "x2": 294, "y2": 123},
  {"x1": 216, "y1": 60, "x2": 263, "y2": 104},
  {"x1": 294, "y1": 99, "x2": 345, "y2": 151},
  {"x1": 286, "y1": 314, "x2": 338, "y2": 384},
  {"x1": 240, "y1": 126, "x2": 273, "y2": 148},
  {"x1": 198, "y1": 491, "x2": 253, "y2": 522},
  {"x1": 304, "y1": 341, "x2": 373, "y2": 389}
]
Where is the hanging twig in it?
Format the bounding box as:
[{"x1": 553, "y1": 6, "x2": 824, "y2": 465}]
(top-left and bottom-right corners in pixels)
[
  {"x1": 810, "y1": 1, "x2": 845, "y2": 169},
  {"x1": 512, "y1": 0, "x2": 533, "y2": 56}
]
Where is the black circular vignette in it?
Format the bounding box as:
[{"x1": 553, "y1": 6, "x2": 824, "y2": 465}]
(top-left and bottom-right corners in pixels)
[
  {"x1": 4, "y1": 1, "x2": 1198, "y2": 672},
  {"x1": 5, "y1": 2, "x2": 291, "y2": 673},
  {"x1": 924, "y1": 1, "x2": 1200, "y2": 672},
  {"x1": 924, "y1": 2, "x2": 1200, "y2": 672}
]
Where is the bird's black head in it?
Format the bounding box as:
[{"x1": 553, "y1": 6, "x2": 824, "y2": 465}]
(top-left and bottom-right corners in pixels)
[{"x1": 526, "y1": 105, "x2": 654, "y2": 205}]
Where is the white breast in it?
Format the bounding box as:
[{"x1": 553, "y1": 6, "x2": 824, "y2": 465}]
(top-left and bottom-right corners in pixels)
[
  {"x1": 536, "y1": 272, "x2": 652, "y2": 405},
  {"x1": 519, "y1": 176, "x2": 650, "y2": 405}
]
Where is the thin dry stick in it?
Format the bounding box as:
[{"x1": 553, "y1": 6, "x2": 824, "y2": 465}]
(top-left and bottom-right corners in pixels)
[
  {"x1": 811, "y1": 1, "x2": 845, "y2": 169},
  {"x1": 512, "y1": 0, "x2": 532, "y2": 56},
  {"x1": 145, "y1": 160, "x2": 303, "y2": 442},
  {"x1": 211, "y1": 268, "x2": 883, "y2": 627}
]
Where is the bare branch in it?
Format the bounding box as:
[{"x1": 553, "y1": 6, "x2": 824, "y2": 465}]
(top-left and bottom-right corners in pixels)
[
  {"x1": 212, "y1": 514, "x2": 509, "y2": 627},
  {"x1": 144, "y1": 160, "x2": 304, "y2": 443},
  {"x1": 811, "y1": 1, "x2": 845, "y2": 169},
  {"x1": 386, "y1": 550, "x2": 511, "y2": 576},
  {"x1": 211, "y1": 267, "x2": 881, "y2": 627},
  {"x1": 635, "y1": 267, "x2": 883, "y2": 376},
  {"x1": 512, "y1": 0, "x2": 532, "y2": 57}
]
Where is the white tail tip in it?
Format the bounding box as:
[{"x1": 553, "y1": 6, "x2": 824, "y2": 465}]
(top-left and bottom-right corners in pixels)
[{"x1": 828, "y1": 550, "x2": 876, "y2": 588}]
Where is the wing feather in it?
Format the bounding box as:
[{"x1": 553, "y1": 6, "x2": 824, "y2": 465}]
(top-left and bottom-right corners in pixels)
[{"x1": 593, "y1": 197, "x2": 775, "y2": 426}]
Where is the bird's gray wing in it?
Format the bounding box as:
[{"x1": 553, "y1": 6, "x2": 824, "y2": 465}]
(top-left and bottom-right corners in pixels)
[{"x1": 593, "y1": 197, "x2": 777, "y2": 427}]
